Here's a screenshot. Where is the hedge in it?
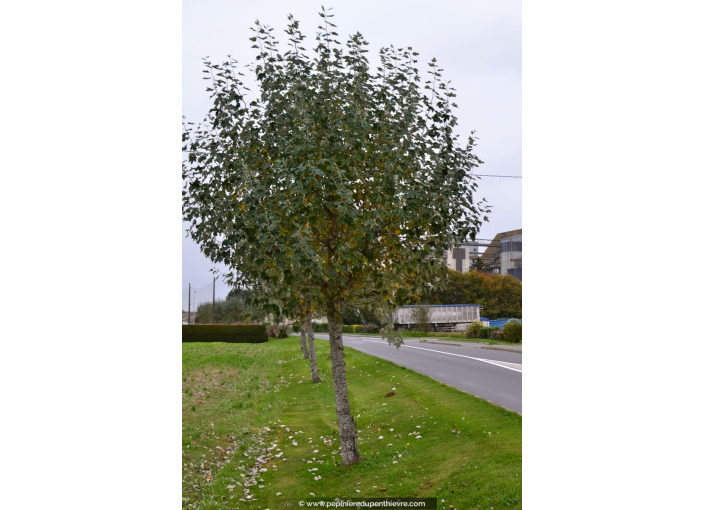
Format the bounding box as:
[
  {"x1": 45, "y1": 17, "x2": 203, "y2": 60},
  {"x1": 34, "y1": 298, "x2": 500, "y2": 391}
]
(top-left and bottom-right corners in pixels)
[
  {"x1": 342, "y1": 324, "x2": 380, "y2": 334},
  {"x1": 182, "y1": 325, "x2": 267, "y2": 343},
  {"x1": 313, "y1": 323, "x2": 329, "y2": 333},
  {"x1": 479, "y1": 326, "x2": 500, "y2": 340}
]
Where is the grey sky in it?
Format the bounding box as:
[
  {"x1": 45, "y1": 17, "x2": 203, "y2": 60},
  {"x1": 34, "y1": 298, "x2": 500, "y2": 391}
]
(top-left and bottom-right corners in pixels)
[{"x1": 182, "y1": 0, "x2": 521, "y2": 296}]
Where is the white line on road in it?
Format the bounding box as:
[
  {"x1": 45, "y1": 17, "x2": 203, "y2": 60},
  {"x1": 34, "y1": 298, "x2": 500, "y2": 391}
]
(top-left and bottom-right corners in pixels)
[{"x1": 349, "y1": 338, "x2": 523, "y2": 373}]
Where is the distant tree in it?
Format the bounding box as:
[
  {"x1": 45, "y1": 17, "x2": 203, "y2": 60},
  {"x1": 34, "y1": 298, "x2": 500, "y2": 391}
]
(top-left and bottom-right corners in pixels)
[
  {"x1": 422, "y1": 268, "x2": 521, "y2": 319},
  {"x1": 194, "y1": 293, "x2": 267, "y2": 324},
  {"x1": 490, "y1": 274, "x2": 522, "y2": 319},
  {"x1": 182, "y1": 9, "x2": 488, "y2": 464},
  {"x1": 410, "y1": 306, "x2": 433, "y2": 333},
  {"x1": 469, "y1": 258, "x2": 486, "y2": 271}
]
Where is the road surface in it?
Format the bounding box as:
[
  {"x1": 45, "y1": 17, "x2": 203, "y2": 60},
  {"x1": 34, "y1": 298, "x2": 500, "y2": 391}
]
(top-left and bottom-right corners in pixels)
[{"x1": 309, "y1": 333, "x2": 522, "y2": 414}]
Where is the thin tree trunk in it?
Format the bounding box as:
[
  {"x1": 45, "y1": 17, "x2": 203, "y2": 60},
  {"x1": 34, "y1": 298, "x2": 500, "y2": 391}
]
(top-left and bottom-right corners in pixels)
[
  {"x1": 300, "y1": 318, "x2": 309, "y2": 359},
  {"x1": 327, "y1": 302, "x2": 361, "y2": 465},
  {"x1": 305, "y1": 314, "x2": 321, "y2": 383}
]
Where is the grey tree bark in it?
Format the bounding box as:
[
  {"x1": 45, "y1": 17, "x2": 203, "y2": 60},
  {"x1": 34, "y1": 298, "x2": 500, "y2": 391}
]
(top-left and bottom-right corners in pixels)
[
  {"x1": 300, "y1": 318, "x2": 309, "y2": 359},
  {"x1": 327, "y1": 302, "x2": 361, "y2": 465},
  {"x1": 305, "y1": 314, "x2": 321, "y2": 383}
]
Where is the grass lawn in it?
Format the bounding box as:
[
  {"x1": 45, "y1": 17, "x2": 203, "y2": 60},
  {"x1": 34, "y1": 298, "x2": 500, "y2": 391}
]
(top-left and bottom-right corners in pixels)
[
  {"x1": 182, "y1": 338, "x2": 522, "y2": 510},
  {"x1": 339, "y1": 330, "x2": 521, "y2": 346}
]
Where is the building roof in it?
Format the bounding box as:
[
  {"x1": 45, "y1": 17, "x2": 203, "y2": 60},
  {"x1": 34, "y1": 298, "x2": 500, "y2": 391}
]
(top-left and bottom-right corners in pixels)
[{"x1": 480, "y1": 228, "x2": 522, "y2": 268}]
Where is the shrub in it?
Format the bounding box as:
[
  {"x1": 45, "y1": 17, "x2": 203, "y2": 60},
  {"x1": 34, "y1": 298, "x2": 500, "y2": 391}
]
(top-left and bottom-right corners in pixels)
[
  {"x1": 341, "y1": 324, "x2": 380, "y2": 334},
  {"x1": 267, "y1": 325, "x2": 289, "y2": 339},
  {"x1": 361, "y1": 324, "x2": 379, "y2": 334},
  {"x1": 478, "y1": 326, "x2": 500, "y2": 340},
  {"x1": 182, "y1": 325, "x2": 267, "y2": 343},
  {"x1": 292, "y1": 322, "x2": 301, "y2": 333},
  {"x1": 465, "y1": 322, "x2": 484, "y2": 339},
  {"x1": 193, "y1": 295, "x2": 267, "y2": 324},
  {"x1": 490, "y1": 329, "x2": 503, "y2": 341},
  {"x1": 502, "y1": 321, "x2": 522, "y2": 343},
  {"x1": 313, "y1": 323, "x2": 329, "y2": 333}
]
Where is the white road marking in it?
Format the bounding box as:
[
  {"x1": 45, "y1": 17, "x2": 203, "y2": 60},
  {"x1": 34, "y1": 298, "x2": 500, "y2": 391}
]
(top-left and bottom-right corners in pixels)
[{"x1": 349, "y1": 338, "x2": 522, "y2": 373}]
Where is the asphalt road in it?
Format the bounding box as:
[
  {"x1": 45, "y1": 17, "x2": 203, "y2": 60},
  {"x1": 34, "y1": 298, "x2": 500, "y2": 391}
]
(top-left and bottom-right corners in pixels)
[{"x1": 309, "y1": 333, "x2": 522, "y2": 414}]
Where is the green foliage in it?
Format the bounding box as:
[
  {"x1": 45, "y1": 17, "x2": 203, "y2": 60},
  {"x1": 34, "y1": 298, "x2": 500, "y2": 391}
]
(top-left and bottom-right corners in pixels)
[
  {"x1": 182, "y1": 10, "x2": 489, "y2": 325},
  {"x1": 502, "y1": 321, "x2": 522, "y2": 343},
  {"x1": 182, "y1": 325, "x2": 267, "y2": 343},
  {"x1": 341, "y1": 324, "x2": 379, "y2": 334},
  {"x1": 291, "y1": 322, "x2": 301, "y2": 333},
  {"x1": 410, "y1": 306, "x2": 433, "y2": 333},
  {"x1": 465, "y1": 321, "x2": 484, "y2": 339},
  {"x1": 194, "y1": 294, "x2": 266, "y2": 324},
  {"x1": 362, "y1": 324, "x2": 380, "y2": 333},
  {"x1": 423, "y1": 268, "x2": 521, "y2": 319},
  {"x1": 342, "y1": 308, "x2": 364, "y2": 325},
  {"x1": 267, "y1": 325, "x2": 289, "y2": 338},
  {"x1": 313, "y1": 323, "x2": 328, "y2": 333},
  {"x1": 478, "y1": 326, "x2": 500, "y2": 340},
  {"x1": 469, "y1": 258, "x2": 487, "y2": 271}
]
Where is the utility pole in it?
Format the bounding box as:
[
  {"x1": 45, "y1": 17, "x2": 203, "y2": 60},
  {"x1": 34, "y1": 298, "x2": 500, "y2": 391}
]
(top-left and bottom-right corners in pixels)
[
  {"x1": 188, "y1": 283, "x2": 191, "y2": 325},
  {"x1": 212, "y1": 276, "x2": 215, "y2": 324}
]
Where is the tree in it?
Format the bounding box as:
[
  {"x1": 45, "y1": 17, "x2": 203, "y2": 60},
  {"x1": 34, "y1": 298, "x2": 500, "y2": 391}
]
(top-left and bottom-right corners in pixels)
[
  {"x1": 469, "y1": 258, "x2": 486, "y2": 271},
  {"x1": 410, "y1": 306, "x2": 433, "y2": 333},
  {"x1": 182, "y1": 9, "x2": 489, "y2": 465},
  {"x1": 422, "y1": 268, "x2": 521, "y2": 319},
  {"x1": 489, "y1": 274, "x2": 522, "y2": 319}
]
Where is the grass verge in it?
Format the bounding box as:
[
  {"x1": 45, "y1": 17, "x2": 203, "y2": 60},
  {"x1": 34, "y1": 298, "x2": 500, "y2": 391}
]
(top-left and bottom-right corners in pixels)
[{"x1": 183, "y1": 338, "x2": 521, "y2": 510}]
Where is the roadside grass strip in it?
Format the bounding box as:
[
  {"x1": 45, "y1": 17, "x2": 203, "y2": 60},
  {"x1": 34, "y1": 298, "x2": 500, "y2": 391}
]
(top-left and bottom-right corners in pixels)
[{"x1": 183, "y1": 339, "x2": 522, "y2": 510}]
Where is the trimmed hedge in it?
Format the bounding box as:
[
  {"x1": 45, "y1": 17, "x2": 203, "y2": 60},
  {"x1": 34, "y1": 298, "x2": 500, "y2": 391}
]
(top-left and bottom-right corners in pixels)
[
  {"x1": 342, "y1": 324, "x2": 380, "y2": 334},
  {"x1": 182, "y1": 325, "x2": 267, "y2": 343},
  {"x1": 313, "y1": 323, "x2": 329, "y2": 333}
]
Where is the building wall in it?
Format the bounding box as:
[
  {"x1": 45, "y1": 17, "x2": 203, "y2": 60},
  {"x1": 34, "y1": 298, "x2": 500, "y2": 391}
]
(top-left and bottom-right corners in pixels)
[
  {"x1": 500, "y1": 234, "x2": 522, "y2": 280},
  {"x1": 445, "y1": 245, "x2": 480, "y2": 273}
]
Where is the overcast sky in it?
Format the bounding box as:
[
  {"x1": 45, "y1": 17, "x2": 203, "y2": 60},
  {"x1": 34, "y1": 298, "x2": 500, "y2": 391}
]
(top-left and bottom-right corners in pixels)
[{"x1": 182, "y1": 0, "x2": 521, "y2": 296}]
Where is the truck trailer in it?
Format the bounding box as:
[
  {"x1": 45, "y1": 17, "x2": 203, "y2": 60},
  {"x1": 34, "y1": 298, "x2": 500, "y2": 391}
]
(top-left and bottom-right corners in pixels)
[{"x1": 392, "y1": 304, "x2": 483, "y2": 332}]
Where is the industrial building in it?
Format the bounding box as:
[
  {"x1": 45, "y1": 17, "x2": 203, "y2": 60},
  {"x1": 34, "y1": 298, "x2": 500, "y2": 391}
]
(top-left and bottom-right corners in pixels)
[{"x1": 480, "y1": 229, "x2": 522, "y2": 281}]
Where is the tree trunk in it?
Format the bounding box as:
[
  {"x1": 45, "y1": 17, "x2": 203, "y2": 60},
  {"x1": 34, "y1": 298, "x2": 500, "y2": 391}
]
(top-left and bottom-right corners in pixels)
[
  {"x1": 305, "y1": 314, "x2": 321, "y2": 383},
  {"x1": 300, "y1": 318, "x2": 309, "y2": 359},
  {"x1": 327, "y1": 302, "x2": 361, "y2": 465}
]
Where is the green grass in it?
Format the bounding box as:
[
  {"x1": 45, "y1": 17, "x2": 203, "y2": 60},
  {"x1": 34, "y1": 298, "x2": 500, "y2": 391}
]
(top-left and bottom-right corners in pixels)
[{"x1": 183, "y1": 339, "x2": 522, "y2": 510}]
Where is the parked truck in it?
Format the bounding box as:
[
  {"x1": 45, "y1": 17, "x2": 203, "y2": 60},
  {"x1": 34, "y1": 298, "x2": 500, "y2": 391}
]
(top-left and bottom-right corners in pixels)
[{"x1": 392, "y1": 304, "x2": 483, "y2": 332}]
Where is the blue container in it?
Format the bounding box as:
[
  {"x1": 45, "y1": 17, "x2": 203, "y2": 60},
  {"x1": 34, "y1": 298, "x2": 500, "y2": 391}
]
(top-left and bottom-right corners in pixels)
[{"x1": 488, "y1": 318, "x2": 522, "y2": 329}]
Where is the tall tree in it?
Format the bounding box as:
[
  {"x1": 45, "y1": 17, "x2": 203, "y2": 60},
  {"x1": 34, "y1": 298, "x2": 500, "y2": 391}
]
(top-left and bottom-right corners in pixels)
[
  {"x1": 423, "y1": 268, "x2": 521, "y2": 319},
  {"x1": 182, "y1": 9, "x2": 489, "y2": 465}
]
